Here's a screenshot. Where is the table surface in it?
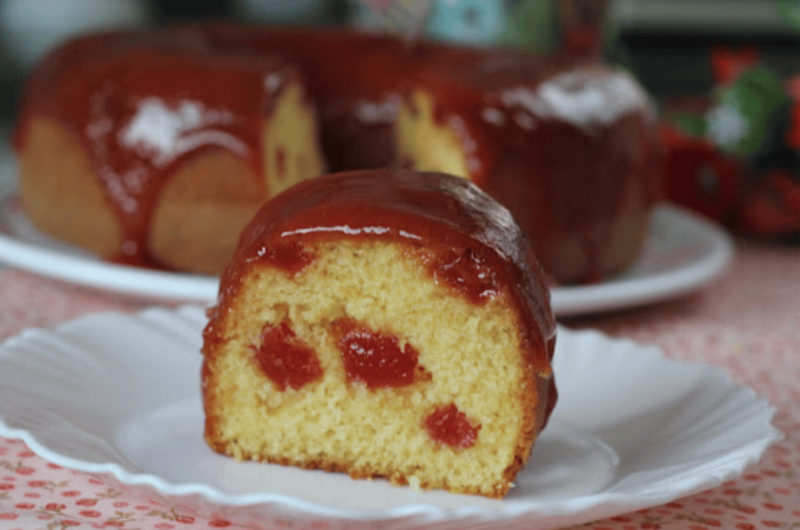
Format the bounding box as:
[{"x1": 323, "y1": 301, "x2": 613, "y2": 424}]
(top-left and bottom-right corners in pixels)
[{"x1": 0, "y1": 238, "x2": 798, "y2": 530}]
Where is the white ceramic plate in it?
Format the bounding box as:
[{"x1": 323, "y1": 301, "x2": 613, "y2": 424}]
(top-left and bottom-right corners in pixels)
[
  {"x1": 0, "y1": 183, "x2": 733, "y2": 313},
  {"x1": 0, "y1": 191, "x2": 219, "y2": 303},
  {"x1": 0, "y1": 306, "x2": 780, "y2": 530}
]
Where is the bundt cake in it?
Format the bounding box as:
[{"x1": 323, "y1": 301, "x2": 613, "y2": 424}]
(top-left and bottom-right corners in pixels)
[
  {"x1": 14, "y1": 23, "x2": 662, "y2": 283},
  {"x1": 201, "y1": 169, "x2": 557, "y2": 499}
]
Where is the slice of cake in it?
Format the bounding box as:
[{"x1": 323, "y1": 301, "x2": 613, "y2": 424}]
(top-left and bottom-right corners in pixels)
[{"x1": 202, "y1": 169, "x2": 557, "y2": 498}]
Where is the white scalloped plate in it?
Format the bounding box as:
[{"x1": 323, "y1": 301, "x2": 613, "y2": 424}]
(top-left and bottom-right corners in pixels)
[
  {"x1": 0, "y1": 182, "x2": 733, "y2": 315},
  {"x1": 0, "y1": 306, "x2": 780, "y2": 530}
]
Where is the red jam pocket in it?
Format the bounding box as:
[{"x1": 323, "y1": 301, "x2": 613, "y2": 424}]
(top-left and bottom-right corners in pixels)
[
  {"x1": 431, "y1": 248, "x2": 498, "y2": 304},
  {"x1": 334, "y1": 320, "x2": 419, "y2": 389},
  {"x1": 424, "y1": 403, "x2": 481, "y2": 449},
  {"x1": 253, "y1": 241, "x2": 314, "y2": 276},
  {"x1": 254, "y1": 322, "x2": 323, "y2": 391}
]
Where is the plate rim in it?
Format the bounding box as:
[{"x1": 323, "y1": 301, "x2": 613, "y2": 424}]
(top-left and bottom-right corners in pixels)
[
  {"x1": 0, "y1": 305, "x2": 782, "y2": 525},
  {"x1": 0, "y1": 185, "x2": 733, "y2": 315},
  {"x1": 0, "y1": 190, "x2": 219, "y2": 302}
]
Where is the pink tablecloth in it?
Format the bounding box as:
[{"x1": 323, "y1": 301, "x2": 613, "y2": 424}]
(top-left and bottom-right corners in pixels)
[{"x1": 0, "y1": 240, "x2": 798, "y2": 530}]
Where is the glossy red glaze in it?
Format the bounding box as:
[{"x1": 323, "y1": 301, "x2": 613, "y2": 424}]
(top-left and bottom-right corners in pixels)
[
  {"x1": 424, "y1": 403, "x2": 480, "y2": 450},
  {"x1": 251, "y1": 240, "x2": 315, "y2": 277},
  {"x1": 15, "y1": 28, "x2": 296, "y2": 266},
  {"x1": 216, "y1": 169, "x2": 556, "y2": 377},
  {"x1": 254, "y1": 322, "x2": 323, "y2": 391},
  {"x1": 431, "y1": 247, "x2": 499, "y2": 305},
  {"x1": 334, "y1": 320, "x2": 419, "y2": 389}
]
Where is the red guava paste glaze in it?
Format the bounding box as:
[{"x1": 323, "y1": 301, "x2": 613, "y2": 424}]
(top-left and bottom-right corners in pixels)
[
  {"x1": 250, "y1": 241, "x2": 315, "y2": 277},
  {"x1": 254, "y1": 322, "x2": 323, "y2": 391},
  {"x1": 334, "y1": 320, "x2": 419, "y2": 389},
  {"x1": 431, "y1": 247, "x2": 499, "y2": 304},
  {"x1": 424, "y1": 403, "x2": 481, "y2": 450},
  {"x1": 15, "y1": 28, "x2": 295, "y2": 267}
]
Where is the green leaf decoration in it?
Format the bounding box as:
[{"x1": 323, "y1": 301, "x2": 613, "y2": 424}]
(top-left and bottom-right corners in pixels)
[
  {"x1": 672, "y1": 113, "x2": 708, "y2": 138},
  {"x1": 710, "y1": 66, "x2": 792, "y2": 155}
]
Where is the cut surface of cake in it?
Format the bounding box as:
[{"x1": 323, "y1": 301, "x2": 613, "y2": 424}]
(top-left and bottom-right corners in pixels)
[{"x1": 202, "y1": 169, "x2": 557, "y2": 498}]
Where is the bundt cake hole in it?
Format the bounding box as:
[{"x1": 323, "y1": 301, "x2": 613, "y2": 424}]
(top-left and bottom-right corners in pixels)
[
  {"x1": 395, "y1": 91, "x2": 470, "y2": 180},
  {"x1": 263, "y1": 83, "x2": 326, "y2": 198}
]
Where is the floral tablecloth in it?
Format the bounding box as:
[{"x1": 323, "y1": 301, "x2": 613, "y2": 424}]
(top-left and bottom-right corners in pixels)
[{"x1": 0, "y1": 240, "x2": 798, "y2": 530}]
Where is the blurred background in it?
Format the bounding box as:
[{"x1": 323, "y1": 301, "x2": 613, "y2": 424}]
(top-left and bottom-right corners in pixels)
[
  {"x1": 0, "y1": 0, "x2": 796, "y2": 116},
  {"x1": 0, "y1": 0, "x2": 797, "y2": 236}
]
